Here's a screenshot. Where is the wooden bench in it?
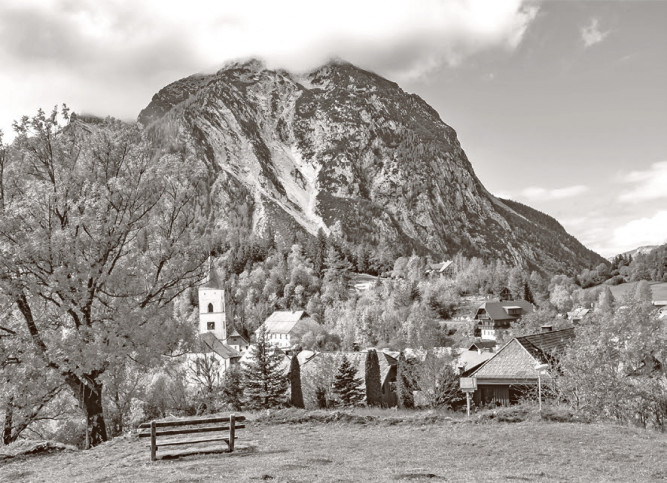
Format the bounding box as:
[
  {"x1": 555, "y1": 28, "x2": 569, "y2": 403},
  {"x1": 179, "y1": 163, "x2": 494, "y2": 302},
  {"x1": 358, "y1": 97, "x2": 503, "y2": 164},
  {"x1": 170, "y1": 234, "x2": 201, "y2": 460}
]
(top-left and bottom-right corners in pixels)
[{"x1": 138, "y1": 414, "x2": 246, "y2": 461}]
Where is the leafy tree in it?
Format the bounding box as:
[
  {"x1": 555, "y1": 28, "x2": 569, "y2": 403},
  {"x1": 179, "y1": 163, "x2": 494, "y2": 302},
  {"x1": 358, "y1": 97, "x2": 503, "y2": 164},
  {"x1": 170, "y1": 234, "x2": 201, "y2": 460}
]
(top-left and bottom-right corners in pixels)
[
  {"x1": 289, "y1": 354, "x2": 305, "y2": 408},
  {"x1": 596, "y1": 286, "x2": 615, "y2": 314},
  {"x1": 0, "y1": 109, "x2": 210, "y2": 447},
  {"x1": 559, "y1": 303, "x2": 666, "y2": 429},
  {"x1": 414, "y1": 351, "x2": 461, "y2": 409},
  {"x1": 332, "y1": 355, "x2": 364, "y2": 406},
  {"x1": 507, "y1": 267, "x2": 524, "y2": 300},
  {"x1": 241, "y1": 326, "x2": 287, "y2": 409},
  {"x1": 365, "y1": 350, "x2": 383, "y2": 407},
  {"x1": 187, "y1": 354, "x2": 224, "y2": 415},
  {"x1": 634, "y1": 280, "x2": 652, "y2": 303}
]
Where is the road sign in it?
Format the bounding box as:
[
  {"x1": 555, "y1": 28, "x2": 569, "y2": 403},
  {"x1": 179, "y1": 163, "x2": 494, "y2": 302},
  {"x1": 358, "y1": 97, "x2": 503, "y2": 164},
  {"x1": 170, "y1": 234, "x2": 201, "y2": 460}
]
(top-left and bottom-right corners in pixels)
[{"x1": 460, "y1": 377, "x2": 477, "y2": 391}]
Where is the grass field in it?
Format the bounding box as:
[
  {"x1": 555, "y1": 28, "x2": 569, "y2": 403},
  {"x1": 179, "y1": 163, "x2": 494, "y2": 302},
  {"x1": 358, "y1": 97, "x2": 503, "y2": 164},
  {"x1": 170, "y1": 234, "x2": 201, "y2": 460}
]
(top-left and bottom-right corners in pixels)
[
  {"x1": 605, "y1": 281, "x2": 667, "y2": 302},
  {"x1": 1, "y1": 412, "x2": 665, "y2": 482}
]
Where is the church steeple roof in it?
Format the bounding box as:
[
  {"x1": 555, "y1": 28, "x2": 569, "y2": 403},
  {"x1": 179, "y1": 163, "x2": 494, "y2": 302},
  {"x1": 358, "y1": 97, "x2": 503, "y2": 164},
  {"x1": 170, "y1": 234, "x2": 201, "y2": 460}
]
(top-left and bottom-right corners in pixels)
[{"x1": 201, "y1": 259, "x2": 223, "y2": 289}]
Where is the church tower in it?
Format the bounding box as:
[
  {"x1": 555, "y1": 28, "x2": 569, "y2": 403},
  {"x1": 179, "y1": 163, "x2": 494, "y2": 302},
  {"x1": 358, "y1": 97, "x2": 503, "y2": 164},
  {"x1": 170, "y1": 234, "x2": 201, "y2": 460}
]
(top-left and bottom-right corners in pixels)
[{"x1": 198, "y1": 269, "x2": 226, "y2": 341}]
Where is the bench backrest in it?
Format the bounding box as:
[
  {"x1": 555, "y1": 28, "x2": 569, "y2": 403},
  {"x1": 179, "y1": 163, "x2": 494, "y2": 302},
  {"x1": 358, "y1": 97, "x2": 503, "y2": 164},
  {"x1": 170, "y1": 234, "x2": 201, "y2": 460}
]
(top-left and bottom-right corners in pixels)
[{"x1": 138, "y1": 414, "x2": 246, "y2": 460}]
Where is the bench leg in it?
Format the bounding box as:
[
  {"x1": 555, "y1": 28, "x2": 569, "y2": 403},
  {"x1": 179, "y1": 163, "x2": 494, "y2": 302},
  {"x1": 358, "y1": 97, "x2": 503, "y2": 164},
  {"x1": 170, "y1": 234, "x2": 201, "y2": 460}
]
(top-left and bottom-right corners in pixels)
[
  {"x1": 229, "y1": 415, "x2": 235, "y2": 452},
  {"x1": 150, "y1": 421, "x2": 157, "y2": 461}
]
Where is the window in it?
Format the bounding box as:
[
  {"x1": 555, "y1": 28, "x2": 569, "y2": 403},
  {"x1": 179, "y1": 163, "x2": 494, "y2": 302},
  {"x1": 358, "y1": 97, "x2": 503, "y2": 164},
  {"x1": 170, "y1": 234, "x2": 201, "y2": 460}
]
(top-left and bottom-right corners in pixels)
[
  {"x1": 207, "y1": 303, "x2": 214, "y2": 313},
  {"x1": 207, "y1": 322, "x2": 215, "y2": 330}
]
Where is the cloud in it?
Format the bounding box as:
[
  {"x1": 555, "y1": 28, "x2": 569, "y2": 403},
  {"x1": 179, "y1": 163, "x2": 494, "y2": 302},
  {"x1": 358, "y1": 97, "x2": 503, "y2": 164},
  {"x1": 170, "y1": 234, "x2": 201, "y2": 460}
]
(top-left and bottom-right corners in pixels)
[
  {"x1": 0, "y1": 0, "x2": 538, "y2": 137},
  {"x1": 604, "y1": 210, "x2": 667, "y2": 256},
  {"x1": 581, "y1": 18, "x2": 609, "y2": 48},
  {"x1": 518, "y1": 184, "x2": 589, "y2": 201},
  {"x1": 618, "y1": 160, "x2": 667, "y2": 203}
]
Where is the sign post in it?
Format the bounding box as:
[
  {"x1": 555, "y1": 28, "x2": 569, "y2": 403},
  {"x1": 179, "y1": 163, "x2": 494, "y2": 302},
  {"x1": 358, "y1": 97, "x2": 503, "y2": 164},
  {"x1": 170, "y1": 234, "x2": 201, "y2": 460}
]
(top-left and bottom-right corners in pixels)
[{"x1": 459, "y1": 377, "x2": 477, "y2": 419}]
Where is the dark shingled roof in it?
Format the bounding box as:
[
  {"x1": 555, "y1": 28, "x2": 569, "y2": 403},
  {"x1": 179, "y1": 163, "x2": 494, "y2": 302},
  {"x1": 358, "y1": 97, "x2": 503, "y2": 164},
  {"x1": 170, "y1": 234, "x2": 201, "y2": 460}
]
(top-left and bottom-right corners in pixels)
[
  {"x1": 516, "y1": 327, "x2": 575, "y2": 364},
  {"x1": 198, "y1": 332, "x2": 241, "y2": 359},
  {"x1": 470, "y1": 327, "x2": 575, "y2": 380},
  {"x1": 475, "y1": 300, "x2": 534, "y2": 321},
  {"x1": 467, "y1": 340, "x2": 497, "y2": 351}
]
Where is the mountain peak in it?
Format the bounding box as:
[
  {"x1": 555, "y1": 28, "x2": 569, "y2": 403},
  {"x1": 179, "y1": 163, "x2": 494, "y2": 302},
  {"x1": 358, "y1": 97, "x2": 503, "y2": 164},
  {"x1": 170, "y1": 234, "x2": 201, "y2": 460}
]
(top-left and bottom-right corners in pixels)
[{"x1": 138, "y1": 61, "x2": 605, "y2": 273}]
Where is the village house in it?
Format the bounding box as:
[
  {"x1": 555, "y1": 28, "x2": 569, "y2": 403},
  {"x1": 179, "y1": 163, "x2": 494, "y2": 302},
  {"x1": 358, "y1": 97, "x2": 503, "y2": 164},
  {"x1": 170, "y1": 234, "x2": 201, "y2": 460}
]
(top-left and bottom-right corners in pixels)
[
  {"x1": 425, "y1": 260, "x2": 453, "y2": 277},
  {"x1": 474, "y1": 300, "x2": 534, "y2": 340},
  {"x1": 498, "y1": 287, "x2": 513, "y2": 301},
  {"x1": 567, "y1": 307, "x2": 591, "y2": 324},
  {"x1": 466, "y1": 327, "x2": 575, "y2": 406},
  {"x1": 225, "y1": 329, "x2": 250, "y2": 354},
  {"x1": 257, "y1": 310, "x2": 311, "y2": 349}
]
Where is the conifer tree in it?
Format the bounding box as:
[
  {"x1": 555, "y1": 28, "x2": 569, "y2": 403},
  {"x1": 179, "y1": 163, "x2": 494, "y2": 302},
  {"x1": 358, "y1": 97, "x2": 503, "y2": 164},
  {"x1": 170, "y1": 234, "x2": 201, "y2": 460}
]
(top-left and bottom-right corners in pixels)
[
  {"x1": 289, "y1": 354, "x2": 305, "y2": 408},
  {"x1": 332, "y1": 356, "x2": 364, "y2": 406},
  {"x1": 241, "y1": 327, "x2": 288, "y2": 409},
  {"x1": 523, "y1": 281, "x2": 535, "y2": 305},
  {"x1": 220, "y1": 364, "x2": 244, "y2": 411},
  {"x1": 365, "y1": 350, "x2": 383, "y2": 407},
  {"x1": 396, "y1": 352, "x2": 415, "y2": 408}
]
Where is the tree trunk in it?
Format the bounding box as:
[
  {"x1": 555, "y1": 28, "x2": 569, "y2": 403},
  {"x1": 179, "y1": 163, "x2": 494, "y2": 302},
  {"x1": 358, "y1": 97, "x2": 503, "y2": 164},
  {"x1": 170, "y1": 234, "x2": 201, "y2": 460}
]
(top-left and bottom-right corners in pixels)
[
  {"x1": 68, "y1": 377, "x2": 108, "y2": 449},
  {"x1": 2, "y1": 396, "x2": 14, "y2": 445}
]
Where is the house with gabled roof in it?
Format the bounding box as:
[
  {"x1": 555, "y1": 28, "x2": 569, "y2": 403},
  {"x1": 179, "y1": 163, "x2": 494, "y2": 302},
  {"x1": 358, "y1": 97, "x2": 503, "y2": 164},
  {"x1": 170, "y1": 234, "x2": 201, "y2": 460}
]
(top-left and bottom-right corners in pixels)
[
  {"x1": 225, "y1": 328, "x2": 250, "y2": 353},
  {"x1": 567, "y1": 307, "x2": 591, "y2": 324},
  {"x1": 474, "y1": 300, "x2": 534, "y2": 340},
  {"x1": 196, "y1": 331, "x2": 242, "y2": 369},
  {"x1": 468, "y1": 327, "x2": 575, "y2": 406},
  {"x1": 257, "y1": 310, "x2": 310, "y2": 349},
  {"x1": 425, "y1": 260, "x2": 453, "y2": 277}
]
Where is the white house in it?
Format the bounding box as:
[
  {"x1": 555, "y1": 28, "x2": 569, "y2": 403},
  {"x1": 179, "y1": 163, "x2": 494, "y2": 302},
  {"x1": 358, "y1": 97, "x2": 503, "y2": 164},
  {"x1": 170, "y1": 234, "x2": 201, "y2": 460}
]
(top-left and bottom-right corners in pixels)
[{"x1": 256, "y1": 310, "x2": 310, "y2": 349}]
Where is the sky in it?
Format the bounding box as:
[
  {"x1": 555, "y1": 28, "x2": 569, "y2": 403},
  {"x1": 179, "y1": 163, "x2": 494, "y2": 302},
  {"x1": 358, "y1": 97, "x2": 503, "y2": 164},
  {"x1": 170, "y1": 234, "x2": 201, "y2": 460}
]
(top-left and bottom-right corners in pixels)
[{"x1": 0, "y1": 0, "x2": 665, "y2": 258}]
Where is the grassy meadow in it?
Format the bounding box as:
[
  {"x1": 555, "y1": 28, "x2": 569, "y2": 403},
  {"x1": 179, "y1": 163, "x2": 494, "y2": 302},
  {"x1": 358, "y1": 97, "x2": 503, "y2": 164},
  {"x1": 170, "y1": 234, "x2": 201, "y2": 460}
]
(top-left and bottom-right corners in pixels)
[
  {"x1": 603, "y1": 281, "x2": 667, "y2": 302},
  {"x1": 1, "y1": 409, "x2": 666, "y2": 482}
]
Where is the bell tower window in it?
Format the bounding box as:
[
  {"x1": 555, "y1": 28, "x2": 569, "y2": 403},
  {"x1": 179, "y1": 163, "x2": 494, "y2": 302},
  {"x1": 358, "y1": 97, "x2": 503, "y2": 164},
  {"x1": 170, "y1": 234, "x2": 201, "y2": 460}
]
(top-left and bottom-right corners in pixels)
[
  {"x1": 208, "y1": 303, "x2": 214, "y2": 313},
  {"x1": 207, "y1": 322, "x2": 215, "y2": 330}
]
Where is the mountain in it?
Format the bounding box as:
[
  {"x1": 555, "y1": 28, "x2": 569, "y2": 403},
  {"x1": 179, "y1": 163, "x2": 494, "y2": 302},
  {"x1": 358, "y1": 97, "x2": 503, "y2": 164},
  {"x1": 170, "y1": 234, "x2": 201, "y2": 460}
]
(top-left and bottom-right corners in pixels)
[
  {"x1": 608, "y1": 245, "x2": 660, "y2": 262},
  {"x1": 138, "y1": 59, "x2": 605, "y2": 273}
]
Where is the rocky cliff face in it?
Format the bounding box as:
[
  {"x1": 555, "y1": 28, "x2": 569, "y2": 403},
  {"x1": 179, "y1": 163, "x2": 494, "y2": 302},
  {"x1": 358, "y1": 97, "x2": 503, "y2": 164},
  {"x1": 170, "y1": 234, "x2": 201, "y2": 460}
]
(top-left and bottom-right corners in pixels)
[{"x1": 138, "y1": 59, "x2": 604, "y2": 273}]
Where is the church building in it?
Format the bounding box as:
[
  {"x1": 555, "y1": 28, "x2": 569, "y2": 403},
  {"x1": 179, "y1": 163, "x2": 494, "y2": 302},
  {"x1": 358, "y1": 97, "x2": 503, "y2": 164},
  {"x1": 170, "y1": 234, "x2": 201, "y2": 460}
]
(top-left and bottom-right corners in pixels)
[{"x1": 192, "y1": 276, "x2": 241, "y2": 371}]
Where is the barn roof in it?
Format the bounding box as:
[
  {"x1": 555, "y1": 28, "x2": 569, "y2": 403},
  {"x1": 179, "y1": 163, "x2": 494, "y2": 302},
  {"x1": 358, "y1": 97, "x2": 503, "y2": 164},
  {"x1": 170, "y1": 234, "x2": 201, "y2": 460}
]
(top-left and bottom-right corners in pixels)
[
  {"x1": 470, "y1": 327, "x2": 575, "y2": 380},
  {"x1": 198, "y1": 332, "x2": 241, "y2": 359},
  {"x1": 516, "y1": 327, "x2": 575, "y2": 364},
  {"x1": 262, "y1": 310, "x2": 308, "y2": 334}
]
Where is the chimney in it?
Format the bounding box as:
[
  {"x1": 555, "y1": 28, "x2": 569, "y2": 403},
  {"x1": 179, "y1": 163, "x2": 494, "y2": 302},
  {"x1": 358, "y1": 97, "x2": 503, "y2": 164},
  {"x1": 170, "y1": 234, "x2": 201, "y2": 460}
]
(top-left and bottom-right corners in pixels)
[{"x1": 541, "y1": 325, "x2": 553, "y2": 332}]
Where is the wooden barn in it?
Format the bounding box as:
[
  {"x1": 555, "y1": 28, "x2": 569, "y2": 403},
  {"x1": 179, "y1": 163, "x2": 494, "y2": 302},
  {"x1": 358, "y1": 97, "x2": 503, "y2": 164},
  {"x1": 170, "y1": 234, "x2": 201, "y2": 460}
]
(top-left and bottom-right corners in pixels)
[{"x1": 467, "y1": 327, "x2": 575, "y2": 406}]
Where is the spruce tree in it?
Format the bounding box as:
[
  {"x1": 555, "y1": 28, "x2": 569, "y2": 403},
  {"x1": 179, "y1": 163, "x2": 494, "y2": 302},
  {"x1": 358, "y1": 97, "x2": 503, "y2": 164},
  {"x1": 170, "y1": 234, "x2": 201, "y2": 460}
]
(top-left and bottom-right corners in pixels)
[
  {"x1": 289, "y1": 354, "x2": 305, "y2": 408},
  {"x1": 396, "y1": 352, "x2": 415, "y2": 409},
  {"x1": 523, "y1": 281, "x2": 535, "y2": 305},
  {"x1": 365, "y1": 350, "x2": 383, "y2": 407},
  {"x1": 220, "y1": 364, "x2": 244, "y2": 411},
  {"x1": 241, "y1": 326, "x2": 288, "y2": 409},
  {"x1": 332, "y1": 356, "x2": 364, "y2": 406}
]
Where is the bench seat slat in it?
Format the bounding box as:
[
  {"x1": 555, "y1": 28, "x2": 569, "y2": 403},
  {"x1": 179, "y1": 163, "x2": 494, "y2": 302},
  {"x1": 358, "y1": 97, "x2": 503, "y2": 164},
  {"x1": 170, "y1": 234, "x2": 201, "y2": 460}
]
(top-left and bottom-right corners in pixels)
[
  {"x1": 139, "y1": 424, "x2": 245, "y2": 438},
  {"x1": 157, "y1": 436, "x2": 233, "y2": 447},
  {"x1": 138, "y1": 415, "x2": 245, "y2": 429}
]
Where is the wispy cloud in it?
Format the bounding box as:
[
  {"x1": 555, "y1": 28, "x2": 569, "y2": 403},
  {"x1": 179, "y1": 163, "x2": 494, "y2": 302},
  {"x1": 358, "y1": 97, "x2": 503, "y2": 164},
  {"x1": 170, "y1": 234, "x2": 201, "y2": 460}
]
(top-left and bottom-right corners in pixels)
[
  {"x1": 518, "y1": 184, "x2": 589, "y2": 201},
  {"x1": 618, "y1": 160, "x2": 667, "y2": 203},
  {"x1": 605, "y1": 210, "x2": 667, "y2": 256},
  {"x1": 0, "y1": 0, "x2": 539, "y2": 137},
  {"x1": 581, "y1": 18, "x2": 609, "y2": 48}
]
